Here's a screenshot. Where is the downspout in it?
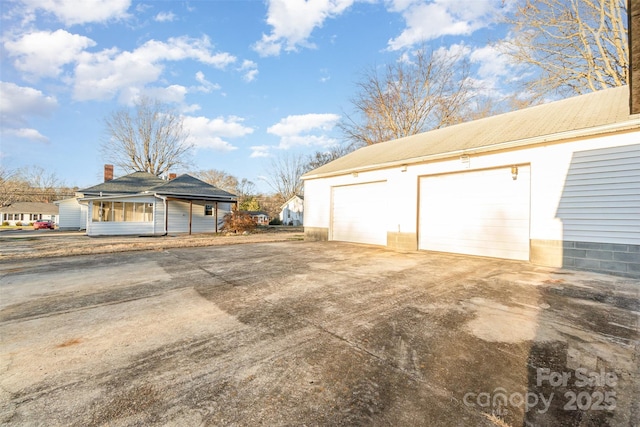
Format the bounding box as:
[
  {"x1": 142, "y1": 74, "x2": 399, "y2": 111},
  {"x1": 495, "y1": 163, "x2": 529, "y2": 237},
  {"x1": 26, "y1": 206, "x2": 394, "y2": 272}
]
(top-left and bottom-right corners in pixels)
[{"x1": 155, "y1": 194, "x2": 168, "y2": 236}]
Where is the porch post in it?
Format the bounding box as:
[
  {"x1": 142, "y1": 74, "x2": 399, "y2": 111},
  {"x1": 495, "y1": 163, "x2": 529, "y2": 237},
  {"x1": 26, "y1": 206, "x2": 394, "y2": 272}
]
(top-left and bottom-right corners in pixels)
[
  {"x1": 214, "y1": 201, "x2": 218, "y2": 233},
  {"x1": 188, "y1": 201, "x2": 193, "y2": 235},
  {"x1": 165, "y1": 199, "x2": 169, "y2": 234}
]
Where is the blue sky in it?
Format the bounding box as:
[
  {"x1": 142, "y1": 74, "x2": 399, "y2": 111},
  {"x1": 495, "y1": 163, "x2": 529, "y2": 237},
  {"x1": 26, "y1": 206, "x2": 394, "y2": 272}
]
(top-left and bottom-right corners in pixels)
[{"x1": 1, "y1": 0, "x2": 519, "y2": 192}]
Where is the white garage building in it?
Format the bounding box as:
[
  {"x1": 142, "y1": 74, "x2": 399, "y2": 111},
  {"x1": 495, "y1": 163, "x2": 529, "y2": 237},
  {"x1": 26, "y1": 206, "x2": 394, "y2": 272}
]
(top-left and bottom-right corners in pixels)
[{"x1": 302, "y1": 86, "x2": 640, "y2": 278}]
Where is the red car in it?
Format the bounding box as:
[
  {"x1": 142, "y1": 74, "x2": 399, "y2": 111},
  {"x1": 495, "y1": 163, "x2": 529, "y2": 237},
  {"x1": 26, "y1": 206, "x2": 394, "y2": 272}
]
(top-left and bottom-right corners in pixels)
[{"x1": 33, "y1": 220, "x2": 55, "y2": 230}]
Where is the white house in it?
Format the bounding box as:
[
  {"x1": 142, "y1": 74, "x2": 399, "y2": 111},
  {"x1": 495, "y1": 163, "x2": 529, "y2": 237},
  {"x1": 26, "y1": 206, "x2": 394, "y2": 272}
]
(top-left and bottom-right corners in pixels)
[
  {"x1": 280, "y1": 195, "x2": 304, "y2": 226},
  {"x1": 0, "y1": 202, "x2": 58, "y2": 226},
  {"x1": 241, "y1": 210, "x2": 270, "y2": 225},
  {"x1": 302, "y1": 86, "x2": 640, "y2": 278},
  {"x1": 57, "y1": 169, "x2": 237, "y2": 236},
  {"x1": 55, "y1": 197, "x2": 88, "y2": 230}
]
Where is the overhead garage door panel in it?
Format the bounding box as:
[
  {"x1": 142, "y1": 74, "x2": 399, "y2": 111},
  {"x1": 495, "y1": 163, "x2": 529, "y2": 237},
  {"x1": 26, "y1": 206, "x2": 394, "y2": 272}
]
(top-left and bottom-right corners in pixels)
[
  {"x1": 332, "y1": 182, "x2": 387, "y2": 246},
  {"x1": 419, "y1": 166, "x2": 530, "y2": 260}
]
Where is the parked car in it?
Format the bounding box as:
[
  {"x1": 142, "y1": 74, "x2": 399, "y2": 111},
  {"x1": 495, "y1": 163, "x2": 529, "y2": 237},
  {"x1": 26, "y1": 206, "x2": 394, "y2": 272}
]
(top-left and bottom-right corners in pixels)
[{"x1": 33, "y1": 220, "x2": 55, "y2": 230}]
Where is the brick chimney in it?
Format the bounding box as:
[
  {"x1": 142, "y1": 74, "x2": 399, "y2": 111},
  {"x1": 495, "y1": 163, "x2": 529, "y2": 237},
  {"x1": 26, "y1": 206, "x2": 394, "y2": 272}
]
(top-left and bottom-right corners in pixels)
[
  {"x1": 630, "y1": 0, "x2": 640, "y2": 114},
  {"x1": 169, "y1": 173, "x2": 177, "y2": 180},
  {"x1": 104, "y1": 164, "x2": 114, "y2": 182}
]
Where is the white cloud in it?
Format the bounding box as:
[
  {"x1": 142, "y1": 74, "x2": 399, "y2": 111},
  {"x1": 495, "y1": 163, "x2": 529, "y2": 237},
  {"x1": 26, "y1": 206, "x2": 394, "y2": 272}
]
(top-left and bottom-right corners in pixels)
[
  {"x1": 470, "y1": 44, "x2": 510, "y2": 79},
  {"x1": 267, "y1": 113, "x2": 340, "y2": 149},
  {"x1": 183, "y1": 115, "x2": 253, "y2": 151},
  {"x1": 3, "y1": 128, "x2": 49, "y2": 143},
  {"x1": 0, "y1": 82, "x2": 57, "y2": 142},
  {"x1": 4, "y1": 29, "x2": 96, "y2": 79},
  {"x1": 239, "y1": 60, "x2": 258, "y2": 82},
  {"x1": 253, "y1": 0, "x2": 355, "y2": 57},
  {"x1": 73, "y1": 36, "x2": 237, "y2": 101},
  {"x1": 0, "y1": 81, "x2": 57, "y2": 124},
  {"x1": 138, "y1": 84, "x2": 189, "y2": 105},
  {"x1": 20, "y1": 0, "x2": 131, "y2": 25},
  {"x1": 155, "y1": 11, "x2": 176, "y2": 22},
  {"x1": 250, "y1": 145, "x2": 271, "y2": 158},
  {"x1": 319, "y1": 68, "x2": 330, "y2": 83},
  {"x1": 194, "y1": 71, "x2": 221, "y2": 93},
  {"x1": 387, "y1": 0, "x2": 506, "y2": 51}
]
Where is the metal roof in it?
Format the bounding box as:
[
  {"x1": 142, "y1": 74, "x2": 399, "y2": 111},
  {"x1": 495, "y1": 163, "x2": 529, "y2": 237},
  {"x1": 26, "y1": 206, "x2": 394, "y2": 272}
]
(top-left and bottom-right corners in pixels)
[{"x1": 303, "y1": 86, "x2": 639, "y2": 179}]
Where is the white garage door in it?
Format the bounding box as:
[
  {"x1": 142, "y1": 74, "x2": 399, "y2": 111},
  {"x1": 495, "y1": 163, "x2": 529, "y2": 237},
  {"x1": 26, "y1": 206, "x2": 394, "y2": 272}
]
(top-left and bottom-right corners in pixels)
[
  {"x1": 332, "y1": 181, "x2": 387, "y2": 246},
  {"x1": 419, "y1": 166, "x2": 530, "y2": 260}
]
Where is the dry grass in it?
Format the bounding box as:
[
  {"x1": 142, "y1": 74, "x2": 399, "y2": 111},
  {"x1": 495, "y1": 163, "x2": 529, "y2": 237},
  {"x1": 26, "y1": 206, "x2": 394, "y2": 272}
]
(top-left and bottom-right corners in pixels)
[
  {"x1": 483, "y1": 413, "x2": 513, "y2": 427},
  {"x1": 0, "y1": 228, "x2": 304, "y2": 261}
]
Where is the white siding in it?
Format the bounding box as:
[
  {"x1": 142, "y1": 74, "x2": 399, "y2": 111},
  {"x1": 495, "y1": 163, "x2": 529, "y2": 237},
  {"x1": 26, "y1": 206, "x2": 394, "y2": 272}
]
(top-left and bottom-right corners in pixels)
[
  {"x1": 557, "y1": 144, "x2": 640, "y2": 244},
  {"x1": 166, "y1": 200, "x2": 230, "y2": 233},
  {"x1": 280, "y1": 197, "x2": 304, "y2": 225},
  {"x1": 303, "y1": 130, "x2": 639, "y2": 263},
  {"x1": 331, "y1": 181, "x2": 387, "y2": 246},
  {"x1": 56, "y1": 198, "x2": 83, "y2": 230}
]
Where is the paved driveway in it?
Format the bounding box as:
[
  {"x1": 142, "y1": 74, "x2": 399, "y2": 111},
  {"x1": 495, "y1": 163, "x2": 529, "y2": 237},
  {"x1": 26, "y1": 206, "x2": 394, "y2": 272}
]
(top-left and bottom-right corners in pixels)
[{"x1": 0, "y1": 241, "x2": 638, "y2": 426}]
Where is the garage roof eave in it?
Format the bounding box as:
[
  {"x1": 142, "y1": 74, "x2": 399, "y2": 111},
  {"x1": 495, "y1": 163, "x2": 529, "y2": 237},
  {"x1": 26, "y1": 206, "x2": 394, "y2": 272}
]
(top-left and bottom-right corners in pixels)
[{"x1": 301, "y1": 118, "x2": 640, "y2": 180}]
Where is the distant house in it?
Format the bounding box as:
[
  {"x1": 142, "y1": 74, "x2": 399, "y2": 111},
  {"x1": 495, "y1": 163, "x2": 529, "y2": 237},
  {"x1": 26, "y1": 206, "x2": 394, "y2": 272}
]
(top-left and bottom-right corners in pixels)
[
  {"x1": 279, "y1": 195, "x2": 303, "y2": 226},
  {"x1": 241, "y1": 210, "x2": 270, "y2": 225},
  {"x1": 56, "y1": 166, "x2": 237, "y2": 236},
  {"x1": 0, "y1": 202, "x2": 58, "y2": 226}
]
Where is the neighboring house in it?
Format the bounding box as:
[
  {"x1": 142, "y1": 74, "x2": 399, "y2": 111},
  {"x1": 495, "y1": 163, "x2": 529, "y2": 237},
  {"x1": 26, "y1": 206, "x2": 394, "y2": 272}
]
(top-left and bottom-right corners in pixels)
[
  {"x1": 241, "y1": 210, "x2": 270, "y2": 225},
  {"x1": 56, "y1": 168, "x2": 237, "y2": 236},
  {"x1": 302, "y1": 85, "x2": 640, "y2": 278},
  {"x1": 0, "y1": 202, "x2": 59, "y2": 226},
  {"x1": 279, "y1": 195, "x2": 304, "y2": 226}
]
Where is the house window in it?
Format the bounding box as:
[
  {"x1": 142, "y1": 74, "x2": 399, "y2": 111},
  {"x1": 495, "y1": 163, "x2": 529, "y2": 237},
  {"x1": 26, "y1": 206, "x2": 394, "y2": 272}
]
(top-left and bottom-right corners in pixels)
[
  {"x1": 113, "y1": 202, "x2": 124, "y2": 222},
  {"x1": 205, "y1": 205, "x2": 213, "y2": 216},
  {"x1": 92, "y1": 201, "x2": 154, "y2": 222},
  {"x1": 124, "y1": 203, "x2": 134, "y2": 221}
]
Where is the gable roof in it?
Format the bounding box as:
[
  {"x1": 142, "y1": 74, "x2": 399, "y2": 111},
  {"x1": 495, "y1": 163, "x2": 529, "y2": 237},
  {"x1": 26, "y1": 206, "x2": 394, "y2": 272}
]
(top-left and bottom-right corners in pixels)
[
  {"x1": 280, "y1": 194, "x2": 304, "y2": 209},
  {"x1": 0, "y1": 202, "x2": 59, "y2": 214},
  {"x1": 80, "y1": 172, "x2": 237, "y2": 201},
  {"x1": 80, "y1": 171, "x2": 165, "y2": 195},
  {"x1": 241, "y1": 210, "x2": 269, "y2": 216},
  {"x1": 150, "y1": 174, "x2": 236, "y2": 200},
  {"x1": 303, "y1": 86, "x2": 640, "y2": 179}
]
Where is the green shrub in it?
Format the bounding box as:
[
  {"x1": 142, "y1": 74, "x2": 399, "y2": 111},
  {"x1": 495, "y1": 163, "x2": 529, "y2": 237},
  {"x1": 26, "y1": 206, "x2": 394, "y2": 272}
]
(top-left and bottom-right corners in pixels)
[
  {"x1": 1, "y1": 221, "x2": 9, "y2": 227},
  {"x1": 269, "y1": 217, "x2": 282, "y2": 225}
]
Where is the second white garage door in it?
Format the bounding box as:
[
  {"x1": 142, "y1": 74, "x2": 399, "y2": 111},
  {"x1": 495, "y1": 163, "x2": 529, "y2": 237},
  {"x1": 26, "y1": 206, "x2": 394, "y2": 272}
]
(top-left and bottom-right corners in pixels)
[
  {"x1": 418, "y1": 166, "x2": 531, "y2": 260},
  {"x1": 331, "y1": 181, "x2": 387, "y2": 246}
]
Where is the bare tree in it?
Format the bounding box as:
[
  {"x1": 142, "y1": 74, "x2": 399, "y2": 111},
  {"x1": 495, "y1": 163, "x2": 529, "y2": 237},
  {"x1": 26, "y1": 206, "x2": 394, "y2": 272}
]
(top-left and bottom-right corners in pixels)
[
  {"x1": 193, "y1": 169, "x2": 259, "y2": 209},
  {"x1": 264, "y1": 153, "x2": 306, "y2": 204},
  {"x1": 0, "y1": 165, "x2": 22, "y2": 207},
  {"x1": 102, "y1": 96, "x2": 193, "y2": 176},
  {"x1": 305, "y1": 144, "x2": 355, "y2": 173},
  {"x1": 18, "y1": 165, "x2": 60, "y2": 202},
  {"x1": 0, "y1": 165, "x2": 73, "y2": 205},
  {"x1": 503, "y1": 0, "x2": 628, "y2": 97},
  {"x1": 236, "y1": 178, "x2": 257, "y2": 200},
  {"x1": 340, "y1": 46, "x2": 479, "y2": 146},
  {"x1": 193, "y1": 169, "x2": 239, "y2": 194}
]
